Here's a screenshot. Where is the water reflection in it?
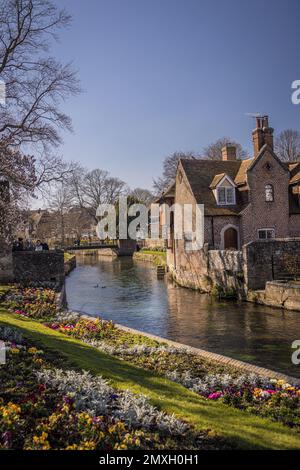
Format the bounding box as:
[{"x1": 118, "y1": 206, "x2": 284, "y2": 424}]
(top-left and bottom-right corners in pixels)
[{"x1": 65, "y1": 254, "x2": 300, "y2": 377}]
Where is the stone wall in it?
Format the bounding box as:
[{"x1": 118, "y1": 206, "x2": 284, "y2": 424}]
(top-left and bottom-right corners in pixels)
[
  {"x1": 289, "y1": 214, "x2": 300, "y2": 237},
  {"x1": 243, "y1": 239, "x2": 300, "y2": 290},
  {"x1": 208, "y1": 249, "x2": 244, "y2": 294},
  {"x1": 13, "y1": 251, "x2": 65, "y2": 287},
  {"x1": 0, "y1": 247, "x2": 13, "y2": 283},
  {"x1": 64, "y1": 255, "x2": 77, "y2": 275},
  {"x1": 169, "y1": 245, "x2": 244, "y2": 296}
]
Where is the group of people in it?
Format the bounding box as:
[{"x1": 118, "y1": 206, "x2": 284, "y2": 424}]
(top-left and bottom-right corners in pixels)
[{"x1": 12, "y1": 238, "x2": 49, "y2": 252}]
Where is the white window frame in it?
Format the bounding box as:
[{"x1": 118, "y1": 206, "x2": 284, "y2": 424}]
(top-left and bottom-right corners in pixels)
[
  {"x1": 216, "y1": 175, "x2": 236, "y2": 206},
  {"x1": 257, "y1": 228, "x2": 275, "y2": 240},
  {"x1": 217, "y1": 186, "x2": 236, "y2": 205}
]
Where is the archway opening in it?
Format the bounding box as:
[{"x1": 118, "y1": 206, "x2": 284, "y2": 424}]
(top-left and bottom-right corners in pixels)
[{"x1": 224, "y1": 227, "x2": 238, "y2": 250}]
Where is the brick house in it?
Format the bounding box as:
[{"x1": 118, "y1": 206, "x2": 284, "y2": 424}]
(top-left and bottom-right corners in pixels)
[{"x1": 159, "y1": 117, "x2": 300, "y2": 291}]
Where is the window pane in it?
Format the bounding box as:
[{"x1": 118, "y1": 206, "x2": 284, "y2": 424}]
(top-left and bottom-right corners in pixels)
[
  {"x1": 266, "y1": 230, "x2": 274, "y2": 239},
  {"x1": 265, "y1": 185, "x2": 274, "y2": 202},
  {"x1": 218, "y1": 187, "x2": 226, "y2": 204},
  {"x1": 226, "y1": 188, "x2": 234, "y2": 204},
  {"x1": 258, "y1": 230, "x2": 266, "y2": 239}
]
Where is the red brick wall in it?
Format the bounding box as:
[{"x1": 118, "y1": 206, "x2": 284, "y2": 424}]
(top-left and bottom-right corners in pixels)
[
  {"x1": 289, "y1": 214, "x2": 300, "y2": 237},
  {"x1": 241, "y1": 149, "x2": 290, "y2": 244}
]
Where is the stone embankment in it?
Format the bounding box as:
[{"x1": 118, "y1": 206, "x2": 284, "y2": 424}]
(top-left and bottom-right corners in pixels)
[{"x1": 248, "y1": 280, "x2": 300, "y2": 312}]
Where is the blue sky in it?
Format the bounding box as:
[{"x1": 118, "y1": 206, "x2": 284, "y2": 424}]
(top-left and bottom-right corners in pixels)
[{"x1": 53, "y1": 0, "x2": 300, "y2": 190}]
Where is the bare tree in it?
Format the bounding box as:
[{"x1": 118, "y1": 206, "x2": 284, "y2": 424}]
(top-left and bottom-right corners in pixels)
[
  {"x1": 67, "y1": 206, "x2": 95, "y2": 244},
  {"x1": 153, "y1": 151, "x2": 198, "y2": 194},
  {"x1": 0, "y1": 0, "x2": 80, "y2": 151},
  {"x1": 275, "y1": 129, "x2": 300, "y2": 162},
  {"x1": 47, "y1": 183, "x2": 73, "y2": 245},
  {"x1": 0, "y1": 0, "x2": 80, "y2": 244},
  {"x1": 130, "y1": 187, "x2": 153, "y2": 205},
  {"x1": 70, "y1": 167, "x2": 127, "y2": 221},
  {"x1": 202, "y1": 137, "x2": 247, "y2": 161}
]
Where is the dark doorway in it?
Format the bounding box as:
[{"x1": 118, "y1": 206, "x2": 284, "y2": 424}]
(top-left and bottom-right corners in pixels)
[{"x1": 224, "y1": 227, "x2": 238, "y2": 250}]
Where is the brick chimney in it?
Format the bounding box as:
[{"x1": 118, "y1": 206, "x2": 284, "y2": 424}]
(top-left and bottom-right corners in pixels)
[
  {"x1": 221, "y1": 143, "x2": 237, "y2": 161},
  {"x1": 252, "y1": 115, "x2": 274, "y2": 157}
]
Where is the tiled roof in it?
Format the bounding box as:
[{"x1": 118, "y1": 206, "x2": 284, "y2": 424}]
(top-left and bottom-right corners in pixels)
[
  {"x1": 179, "y1": 155, "x2": 300, "y2": 216},
  {"x1": 209, "y1": 173, "x2": 226, "y2": 189},
  {"x1": 180, "y1": 159, "x2": 249, "y2": 216},
  {"x1": 289, "y1": 162, "x2": 300, "y2": 184}
]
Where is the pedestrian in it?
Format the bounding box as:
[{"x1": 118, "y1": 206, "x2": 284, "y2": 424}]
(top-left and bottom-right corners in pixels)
[
  {"x1": 35, "y1": 239, "x2": 44, "y2": 251},
  {"x1": 12, "y1": 237, "x2": 24, "y2": 251},
  {"x1": 42, "y1": 241, "x2": 49, "y2": 251}
]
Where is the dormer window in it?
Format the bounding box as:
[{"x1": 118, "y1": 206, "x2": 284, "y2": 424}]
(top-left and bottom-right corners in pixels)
[
  {"x1": 265, "y1": 184, "x2": 274, "y2": 202},
  {"x1": 217, "y1": 186, "x2": 235, "y2": 205},
  {"x1": 210, "y1": 173, "x2": 237, "y2": 206},
  {"x1": 217, "y1": 186, "x2": 236, "y2": 205}
]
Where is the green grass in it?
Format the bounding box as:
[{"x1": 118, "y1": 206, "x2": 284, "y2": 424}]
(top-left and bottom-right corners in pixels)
[
  {"x1": 1, "y1": 312, "x2": 300, "y2": 449},
  {"x1": 135, "y1": 251, "x2": 166, "y2": 266},
  {"x1": 0, "y1": 286, "x2": 10, "y2": 300},
  {"x1": 140, "y1": 250, "x2": 166, "y2": 256}
]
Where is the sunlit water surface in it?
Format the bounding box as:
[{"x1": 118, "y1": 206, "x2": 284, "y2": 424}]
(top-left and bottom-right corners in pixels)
[{"x1": 66, "y1": 254, "x2": 300, "y2": 377}]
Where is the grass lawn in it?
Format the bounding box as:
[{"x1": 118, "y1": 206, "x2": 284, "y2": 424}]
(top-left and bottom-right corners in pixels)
[
  {"x1": 135, "y1": 251, "x2": 166, "y2": 266},
  {"x1": 1, "y1": 309, "x2": 300, "y2": 450}
]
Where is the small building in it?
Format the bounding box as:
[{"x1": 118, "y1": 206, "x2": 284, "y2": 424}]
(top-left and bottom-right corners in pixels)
[{"x1": 159, "y1": 116, "x2": 300, "y2": 293}]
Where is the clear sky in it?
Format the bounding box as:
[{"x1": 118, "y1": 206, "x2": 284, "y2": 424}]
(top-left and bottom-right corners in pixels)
[{"x1": 53, "y1": 0, "x2": 300, "y2": 190}]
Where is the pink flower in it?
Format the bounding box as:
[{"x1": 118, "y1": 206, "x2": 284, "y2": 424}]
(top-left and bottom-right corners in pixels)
[{"x1": 208, "y1": 392, "x2": 222, "y2": 400}]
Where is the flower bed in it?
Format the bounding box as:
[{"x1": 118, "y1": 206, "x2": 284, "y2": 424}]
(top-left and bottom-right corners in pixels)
[
  {"x1": 2, "y1": 286, "x2": 300, "y2": 433},
  {"x1": 46, "y1": 313, "x2": 300, "y2": 430},
  {"x1": 0, "y1": 326, "x2": 229, "y2": 450},
  {"x1": 3, "y1": 286, "x2": 57, "y2": 319}
]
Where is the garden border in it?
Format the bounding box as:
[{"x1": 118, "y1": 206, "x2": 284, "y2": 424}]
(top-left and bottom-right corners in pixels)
[{"x1": 79, "y1": 313, "x2": 300, "y2": 385}]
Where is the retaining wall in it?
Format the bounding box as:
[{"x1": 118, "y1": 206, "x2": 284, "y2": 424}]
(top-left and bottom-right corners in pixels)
[{"x1": 13, "y1": 251, "x2": 65, "y2": 287}]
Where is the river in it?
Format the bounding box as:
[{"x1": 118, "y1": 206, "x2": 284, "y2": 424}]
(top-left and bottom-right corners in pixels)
[{"x1": 65, "y1": 253, "x2": 300, "y2": 378}]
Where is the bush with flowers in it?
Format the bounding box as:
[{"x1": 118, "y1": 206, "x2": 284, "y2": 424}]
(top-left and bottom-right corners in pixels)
[{"x1": 0, "y1": 326, "x2": 230, "y2": 450}]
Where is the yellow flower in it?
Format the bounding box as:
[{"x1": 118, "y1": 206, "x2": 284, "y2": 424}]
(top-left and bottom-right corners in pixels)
[
  {"x1": 114, "y1": 443, "x2": 128, "y2": 450},
  {"x1": 10, "y1": 348, "x2": 20, "y2": 354},
  {"x1": 65, "y1": 444, "x2": 79, "y2": 450},
  {"x1": 28, "y1": 347, "x2": 38, "y2": 354},
  {"x1": 0, "y1": 401, "x2": 21, "y2": 423},
  {"x1": 34, "y1": 358, "x2": 44, "y2": 365}
]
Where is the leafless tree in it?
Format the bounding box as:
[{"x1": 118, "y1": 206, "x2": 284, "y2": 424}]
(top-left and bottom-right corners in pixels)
[
  {"x1": 70, "y1": 167, "x2": 127, "y2": 221},
  {"x1": 0, "y1": 0, "x2": 80, "y2": 244},
  {"x1": 47, "y1": 183, "x2": 74, "y2": 245},
  {"x1": 0, "y1": 0, "x2": 80, "y2": 152},
  {"x1": 275, "y1": 129, "x2": 300, "y2": 162},
  {"x1": 153, "y1": 151, "x2": 198, "y2": 194},
  {"x1": 202, "y1": 137, "x2": 247, "y2": 161},
  {"x1": 130, "y1": 187, "x2": 153, "y2": 204},
  {"x1": 67, "y1": 206, "x2": 95, "y2": 244}
]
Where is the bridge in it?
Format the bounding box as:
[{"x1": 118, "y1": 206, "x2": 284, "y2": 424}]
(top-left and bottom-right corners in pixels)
[
  {"x1": 64, "y1": 243, "x2": 118, "y2": 251},
  {"x1": 65, "y1": 240, "x2": 137, "y2": 256}
]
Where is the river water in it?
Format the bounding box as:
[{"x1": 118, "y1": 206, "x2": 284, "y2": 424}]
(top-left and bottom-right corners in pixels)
[{"x1": 65, "y1": 254, "x2": 300, "y2": 378}]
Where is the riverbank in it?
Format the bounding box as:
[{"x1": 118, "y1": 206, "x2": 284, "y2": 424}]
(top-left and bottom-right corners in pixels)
[
  {"x1": 64, "y1": 252, "x2": 76, "y2": 275},
  {"x1": 1, "y1": 284, "x2": 300, "y2": 449},
  {"x1": 133, "y1": 250, "x2": 166, "y2": 266}
]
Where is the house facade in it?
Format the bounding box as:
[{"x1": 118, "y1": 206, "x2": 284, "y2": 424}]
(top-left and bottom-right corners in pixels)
[{"x1": 159, "y1": 117, "x2": 300, "y2": 293}]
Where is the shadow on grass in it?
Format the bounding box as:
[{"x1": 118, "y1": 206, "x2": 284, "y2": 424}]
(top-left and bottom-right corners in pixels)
[{"x1": 1, "y1": 310, "x2": 300, "y2": 450}]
